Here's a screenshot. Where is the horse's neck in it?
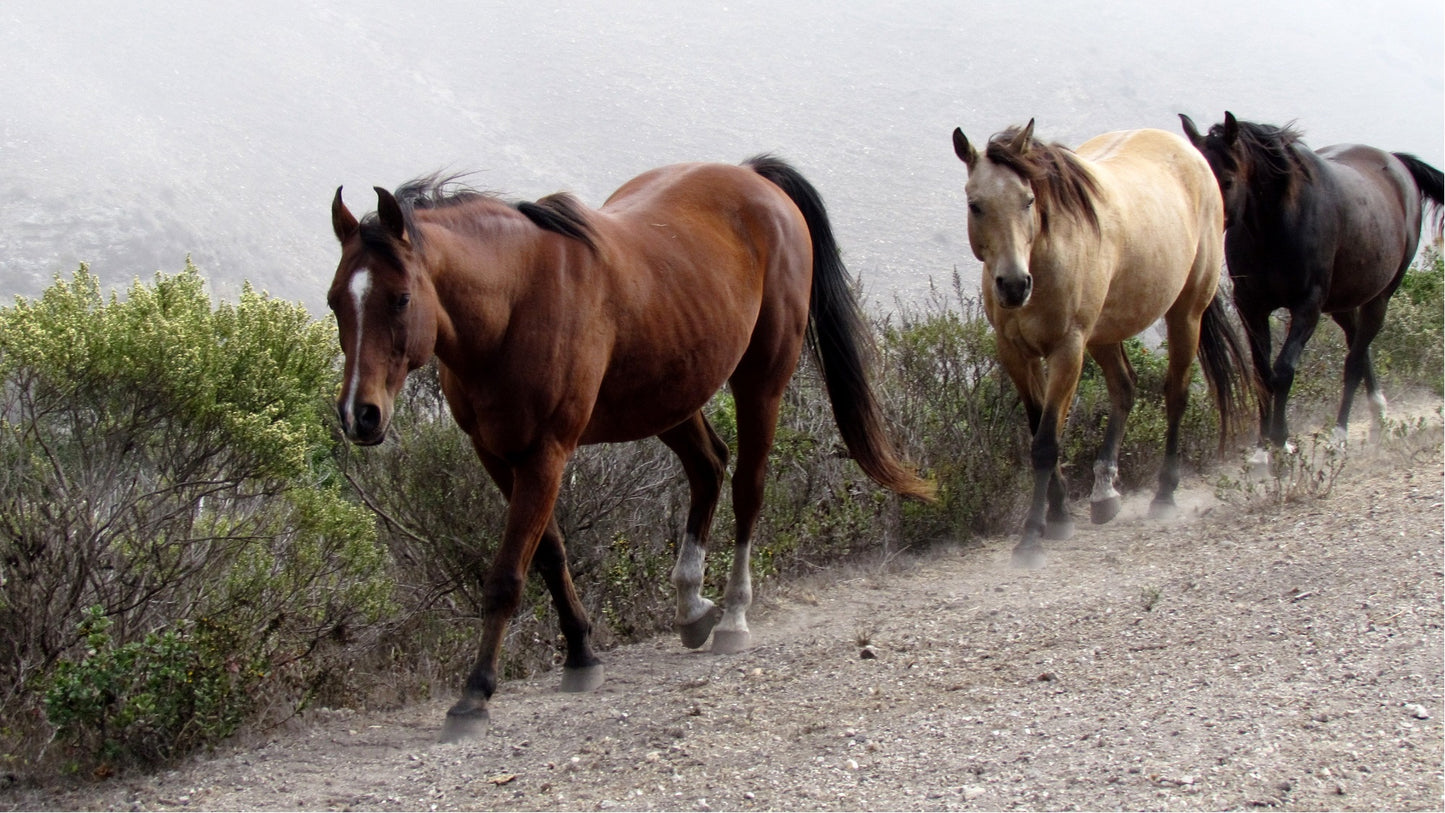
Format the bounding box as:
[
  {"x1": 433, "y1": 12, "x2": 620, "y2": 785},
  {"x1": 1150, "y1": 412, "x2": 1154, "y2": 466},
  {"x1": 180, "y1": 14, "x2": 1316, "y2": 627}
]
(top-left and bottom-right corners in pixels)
[{"x1": 421, "y1": 224, "x2": 520, "y2": 369}]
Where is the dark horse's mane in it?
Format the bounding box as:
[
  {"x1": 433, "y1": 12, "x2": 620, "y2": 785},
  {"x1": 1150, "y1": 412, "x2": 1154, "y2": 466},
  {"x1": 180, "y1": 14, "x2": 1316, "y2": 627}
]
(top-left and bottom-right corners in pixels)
[
  {"x1": 1209, "y1": 119, "x2": 1316, "y2": 201},
  {"x1": 986, "y1": 127, "x2": 1102, "y2": 233},
  {"x1": 358, "y1": 173, "x2": 598, "y2": 265}
]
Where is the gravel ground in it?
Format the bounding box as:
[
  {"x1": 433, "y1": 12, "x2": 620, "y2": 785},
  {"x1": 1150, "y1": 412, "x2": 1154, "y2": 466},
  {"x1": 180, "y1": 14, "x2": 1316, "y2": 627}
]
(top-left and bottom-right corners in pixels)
[{"x1": 9, "y1": 420, "x2": 1443, "y2": 812}]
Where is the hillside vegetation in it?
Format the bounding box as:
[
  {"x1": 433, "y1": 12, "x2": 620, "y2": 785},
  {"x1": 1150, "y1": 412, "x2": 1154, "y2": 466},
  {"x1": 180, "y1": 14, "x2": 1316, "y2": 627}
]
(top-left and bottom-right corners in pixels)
[{"x1": 1, "y1": 249, "x2": 1439, "y2": 779}]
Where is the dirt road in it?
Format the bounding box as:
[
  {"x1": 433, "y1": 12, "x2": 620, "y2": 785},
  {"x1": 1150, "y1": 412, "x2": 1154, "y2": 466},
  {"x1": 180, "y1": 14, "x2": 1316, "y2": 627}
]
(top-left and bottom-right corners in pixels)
[{"x1": 12, "y1": 427, "x2": 1443, "y2": 811}]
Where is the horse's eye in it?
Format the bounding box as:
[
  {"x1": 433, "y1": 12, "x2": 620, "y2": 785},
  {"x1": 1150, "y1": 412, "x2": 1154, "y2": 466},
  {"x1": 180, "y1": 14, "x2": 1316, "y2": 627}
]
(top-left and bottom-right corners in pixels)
[
  {"x1": 1024, "y1": 196, "x2": 1035, "y2": 210},
  {"x1": 968, "y1": 202, "x2": 983, "y2": 215},
  {"x1": 391, "y1": 293, "x2": 411, "y2": 313}
]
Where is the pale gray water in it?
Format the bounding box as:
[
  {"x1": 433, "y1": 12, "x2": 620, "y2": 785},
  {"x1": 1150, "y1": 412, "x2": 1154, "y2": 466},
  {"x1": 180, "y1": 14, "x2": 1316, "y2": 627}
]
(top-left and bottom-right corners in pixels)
[{"x1": 1, "y1": 0, "x2": 1440, "y2": 312}]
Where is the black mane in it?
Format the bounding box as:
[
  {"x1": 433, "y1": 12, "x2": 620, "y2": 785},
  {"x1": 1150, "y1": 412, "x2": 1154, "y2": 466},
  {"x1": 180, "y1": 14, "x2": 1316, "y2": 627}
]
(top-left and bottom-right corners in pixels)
[
  {"x1": 1211, "y1": 119, "x2": 1316, "y2": 194},
  {"x1": 360, "y1": 173, "x2": 598, "y2": 258}
]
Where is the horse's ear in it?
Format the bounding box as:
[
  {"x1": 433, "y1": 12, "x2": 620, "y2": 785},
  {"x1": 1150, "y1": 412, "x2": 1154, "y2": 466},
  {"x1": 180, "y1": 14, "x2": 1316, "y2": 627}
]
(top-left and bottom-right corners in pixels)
[
  {"x1": 332, "y1": 187, "x2": 359, "y2": 242},
  {"x1": 1179, "y1": 114, "x2": 1205, "y2": 148},
  {"x1": 952, "y1": 127, "x2": 978, "y2": 168},
  {"x1": 375, "y1": 186, "x2": 408, "y2": 243},
  {"x1": 1222, "y1": 111, "x2": 1240, "y2": 146},
  {"x1": 1010, "y1": 119, "x2": 1036, "y2": 155}
]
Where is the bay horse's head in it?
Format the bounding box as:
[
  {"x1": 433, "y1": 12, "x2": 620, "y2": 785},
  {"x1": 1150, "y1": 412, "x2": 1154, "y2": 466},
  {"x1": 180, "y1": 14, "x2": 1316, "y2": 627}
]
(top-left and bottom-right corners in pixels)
[
  {"x1": 1180, "y1": 111, "x2": 1313, "y2": 228},
  {"x1": 952, "y1": 119, "x2": 1100, "y2": 310},
  {"x1": 328, "y1": 186, "x2": 438, "y2": 445}
]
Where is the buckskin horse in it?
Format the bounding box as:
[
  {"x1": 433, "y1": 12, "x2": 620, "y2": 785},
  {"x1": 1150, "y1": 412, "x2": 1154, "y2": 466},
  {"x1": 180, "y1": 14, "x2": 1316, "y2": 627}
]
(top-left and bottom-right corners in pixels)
[
  {"x1": 328, "y1": 156, "x2": 933, "y2": 741},
  {"x1": 952, "y1": 121, "x2": 1253, "y2": 569},
  {"x1": 1181, "y1": 112, "x2": 1444, "y2": 454}
]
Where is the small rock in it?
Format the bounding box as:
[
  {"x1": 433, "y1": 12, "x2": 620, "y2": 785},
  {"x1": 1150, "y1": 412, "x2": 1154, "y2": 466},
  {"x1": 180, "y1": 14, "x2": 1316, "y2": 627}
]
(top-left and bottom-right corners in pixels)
[
  {"x1": 860, "y1": 645, "x2": 879, "y2": 660},
  {"x1": 1403, "y1": 703, "x2": 1431, "y2": 720},
  {"x1": 963, "y1": 785, "x2": 986, "y2": 800}
]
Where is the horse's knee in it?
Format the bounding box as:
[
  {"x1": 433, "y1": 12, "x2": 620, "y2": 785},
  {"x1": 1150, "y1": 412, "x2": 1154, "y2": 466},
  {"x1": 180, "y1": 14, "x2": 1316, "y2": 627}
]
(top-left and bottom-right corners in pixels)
[
  {"x1": 481, "y1": 569, "x2": 526, "y2": 616},
  {"x1": 1030, "y1": 434, "x2": 1060, "y2": 472}
]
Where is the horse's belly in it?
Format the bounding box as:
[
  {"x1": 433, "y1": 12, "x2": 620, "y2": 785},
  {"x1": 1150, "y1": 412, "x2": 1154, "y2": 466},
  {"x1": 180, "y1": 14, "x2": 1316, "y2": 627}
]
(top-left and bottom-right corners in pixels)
[
  {"x1": 1091, "y1": 280, "x2": 1185, "y2": 345},
  {"x1": 580, "y1": 343, "x2": 748, "y2": 445}
]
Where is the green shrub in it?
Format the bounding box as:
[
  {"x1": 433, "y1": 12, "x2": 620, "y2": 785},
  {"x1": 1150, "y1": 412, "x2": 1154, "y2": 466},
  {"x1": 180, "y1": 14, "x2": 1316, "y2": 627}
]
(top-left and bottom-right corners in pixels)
[
  {"x1": 0, "y1": 265, "x2": 392, "y2": 773},
  {"x1": 1374, "y1": 246, "x2": 1444, "y2": 395},
  {"x1": 44, "y1": 608, "x2": 260, "y2": 766}
]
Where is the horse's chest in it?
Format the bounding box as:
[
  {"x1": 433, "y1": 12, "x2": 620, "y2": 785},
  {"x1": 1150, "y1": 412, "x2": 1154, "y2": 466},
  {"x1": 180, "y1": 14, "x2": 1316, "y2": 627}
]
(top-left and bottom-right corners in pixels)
[{"x1": 991, "y1": 310, "x2": 1067, "y2": 359}]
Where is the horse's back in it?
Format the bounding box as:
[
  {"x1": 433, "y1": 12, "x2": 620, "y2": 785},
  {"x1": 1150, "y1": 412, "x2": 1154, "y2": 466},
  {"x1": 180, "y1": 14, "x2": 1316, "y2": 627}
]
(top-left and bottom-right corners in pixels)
[
  {"x1": 1079, "y1": 129, "x2": 1217, "y2": 206},
  {"x1": 1311, "y1": 145, "x2": 1421, "y2": 309},
  {"x1": 575, "y1": 162, "x2": 813, "y2": 443},
  {"x1": 1074, "y1": 129, "x2": 1223, "y2": 343}
]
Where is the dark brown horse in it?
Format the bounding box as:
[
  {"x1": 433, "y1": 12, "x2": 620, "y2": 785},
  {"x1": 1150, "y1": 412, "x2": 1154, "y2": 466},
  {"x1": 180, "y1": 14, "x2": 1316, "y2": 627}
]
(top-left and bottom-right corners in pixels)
[
  {"x1": 1181, "y1": 112, "x2": 1444, "y2": 454},
  {"x1": 952, "y1": 121, "x2": 1253, "y2": 568},
  {"x1": 328, "y1": 157, "x2": 933, "y2": 741}
]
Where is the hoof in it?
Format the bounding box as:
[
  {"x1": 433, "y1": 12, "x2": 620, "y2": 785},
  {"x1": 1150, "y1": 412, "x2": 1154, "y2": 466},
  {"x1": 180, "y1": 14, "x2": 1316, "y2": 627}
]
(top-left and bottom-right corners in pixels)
[
  {"x1": 439, "y1": 707, "x2": 489, "y2": 744},
  {"x1": 1044, "y1": 516, "x2": 1075, "y2": 540},
  {"x1": 1148, "y1": 498, "x2": 1178, "y2": 521},
  {"x1": 1247, "y1": 447, "x2": 1270, "y2": 473},
  {"x1": 1091, "y1": 495, "x2": 1122, "y2": 525},
  {"x1": 711, "y1": 628, "x2": 751, "y2": 655},
  {"x1": 559, "y1": 664, "x2": 604, "y2": 693},
  {"x1": 678, "y1": 602, "x2": 723, "y2": 650},
  {"x1": 1011, "y1": 545, "x2": 1047, "y2": 570}
]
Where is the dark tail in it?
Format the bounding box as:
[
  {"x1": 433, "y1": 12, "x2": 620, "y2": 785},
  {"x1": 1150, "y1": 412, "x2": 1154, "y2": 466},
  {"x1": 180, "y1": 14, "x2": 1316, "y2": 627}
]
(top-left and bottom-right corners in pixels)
[
  {"x1": 746, "y1": 155, "x2": 936, "y2": 502},
  {"x1": 1196, "y1": 289, "x2": 1260, "y2": 450},
  {"x1": 1393, "y1": 152, "x2": 1445, "y2": 238}
]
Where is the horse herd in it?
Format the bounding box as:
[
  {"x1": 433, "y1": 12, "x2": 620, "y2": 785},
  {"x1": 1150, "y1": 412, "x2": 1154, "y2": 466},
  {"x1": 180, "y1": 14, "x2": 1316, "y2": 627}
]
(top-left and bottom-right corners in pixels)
[{"x1": 326, "y1": 113, "x2": 1443, "y2": 741}]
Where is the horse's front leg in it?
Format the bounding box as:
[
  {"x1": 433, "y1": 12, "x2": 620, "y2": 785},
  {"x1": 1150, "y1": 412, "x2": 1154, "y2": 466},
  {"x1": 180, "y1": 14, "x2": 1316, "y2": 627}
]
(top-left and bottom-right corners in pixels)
[
  {"x1": 472, "y1": 444, "x2": 602, "y2": 693},
  {"x1": 1238, "y1": 302, "x2": 1275, "y2": 464},
  {"x1": 1087, "y1": 343, "x2": 1137, "y2": 524},
  {"x1": 1267, "y1": 294, "x2": 1324, "y2": 449},
  {"x1": 441, "y1": 443, "x2": 570, "y2": 743},
  {"x1": 1000, "y1": 340, "x2": 1081, "y2": 568}
]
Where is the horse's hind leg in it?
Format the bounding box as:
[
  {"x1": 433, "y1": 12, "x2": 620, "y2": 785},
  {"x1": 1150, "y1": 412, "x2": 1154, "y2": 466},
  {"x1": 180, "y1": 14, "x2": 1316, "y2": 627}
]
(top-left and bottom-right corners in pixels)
[
  {"x1": 1331, "y1": 296, "x2": 1390, "y2": 445},
  {"x1": 660, "y1": 412, "x2": 729, "y2": 649},
  {"x1": 710, "y1": 375, "x2": 792, "y2": 653},
  {"x1": 1151, "y1": 307, "x2": 1206, "y2": 519},
  {"x1": 1086, "y1": 343, "x2": 1137, "y2": 525}
]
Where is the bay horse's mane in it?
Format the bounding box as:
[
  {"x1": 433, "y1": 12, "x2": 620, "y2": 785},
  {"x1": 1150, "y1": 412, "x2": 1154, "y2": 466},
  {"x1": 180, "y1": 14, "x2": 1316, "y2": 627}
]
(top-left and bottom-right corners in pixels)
[
  {"x1": 358, "y1": 173, "x2": 598, "y2": 263},
  {"x1": 1209, "y1": 119, "x2": 1316, "y2": 201},
  {"x1": 985, "y1": 126, "x2": 1102, "y2": 233}
]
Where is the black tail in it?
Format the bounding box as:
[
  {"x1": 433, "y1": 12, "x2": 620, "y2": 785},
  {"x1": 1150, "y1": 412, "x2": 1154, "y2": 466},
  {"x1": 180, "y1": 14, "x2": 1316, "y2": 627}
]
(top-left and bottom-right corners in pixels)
[
  {"x1": 745, "y1": 155, "x2": 936, "y2": 502},
  {"x1": 1393, "y1": 152, "x2": 1445, "y2": 237},
  {"x1": 1197, "y1": 289, "x2": 1260, "y2": 450}
]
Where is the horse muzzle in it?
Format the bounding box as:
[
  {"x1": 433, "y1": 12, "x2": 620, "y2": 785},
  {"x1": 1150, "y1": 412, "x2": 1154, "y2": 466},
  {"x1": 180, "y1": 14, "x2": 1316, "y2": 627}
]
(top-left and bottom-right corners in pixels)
[
  {"x1": 994, "y1": 272, "x2": 1033, "y2": 309},
  {"x1": 339, "y1": 401, "x2": 388, "y2": 446}
]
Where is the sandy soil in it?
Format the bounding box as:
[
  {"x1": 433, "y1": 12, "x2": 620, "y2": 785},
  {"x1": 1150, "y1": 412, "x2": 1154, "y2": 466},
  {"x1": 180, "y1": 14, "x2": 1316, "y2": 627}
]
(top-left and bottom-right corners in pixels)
[{"x1": 9, "y1": 419, "x2": 1443, "y2": 812}]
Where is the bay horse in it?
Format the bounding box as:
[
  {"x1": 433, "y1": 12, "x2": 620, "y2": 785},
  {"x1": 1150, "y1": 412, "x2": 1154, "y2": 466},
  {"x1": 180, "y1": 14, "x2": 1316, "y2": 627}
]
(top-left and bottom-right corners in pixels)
[
  {"x1": 1181, "y1": 112, "x2": 1444, "y2": 452},
  {"x1": 951, "y1": 121, "x2": 1253, "y2": 569},
  {"x1": 328, "y1": 156, "x2": 933, "y2": 742}
]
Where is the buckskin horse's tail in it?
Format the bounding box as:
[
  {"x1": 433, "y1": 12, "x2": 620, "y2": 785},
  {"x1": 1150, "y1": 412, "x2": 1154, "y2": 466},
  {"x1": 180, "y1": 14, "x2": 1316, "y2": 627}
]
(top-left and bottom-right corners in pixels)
[
  {"x1": 1197, "y1": 289, "x2": 1259, "y2": 450},
  {"x1": 1392, "y1": 153, "x2": 1445, "y2": 237},
  {"x1": 746, "y1": 155, "x2": 936, "y2": 502}
]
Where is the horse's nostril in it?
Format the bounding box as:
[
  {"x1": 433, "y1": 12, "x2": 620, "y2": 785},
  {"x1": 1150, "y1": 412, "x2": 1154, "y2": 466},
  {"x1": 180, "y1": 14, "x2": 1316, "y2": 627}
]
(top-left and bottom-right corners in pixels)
[{"x1": 355, "y1": 403, "x2": 382, "y2": 437}]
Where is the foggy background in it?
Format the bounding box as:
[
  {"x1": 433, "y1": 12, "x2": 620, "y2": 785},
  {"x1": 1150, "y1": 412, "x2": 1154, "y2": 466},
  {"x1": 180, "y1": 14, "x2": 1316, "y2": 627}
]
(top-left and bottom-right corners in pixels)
[{"x1": 2, "y1": 0, "x2": 1441, "y2": 313}]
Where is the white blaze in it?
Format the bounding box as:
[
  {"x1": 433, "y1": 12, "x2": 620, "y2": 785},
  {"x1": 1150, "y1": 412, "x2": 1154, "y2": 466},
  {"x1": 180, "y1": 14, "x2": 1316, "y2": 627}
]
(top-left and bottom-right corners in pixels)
[{"x1": 340, "y1": 269, "x2": 372, "y2": 421}]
